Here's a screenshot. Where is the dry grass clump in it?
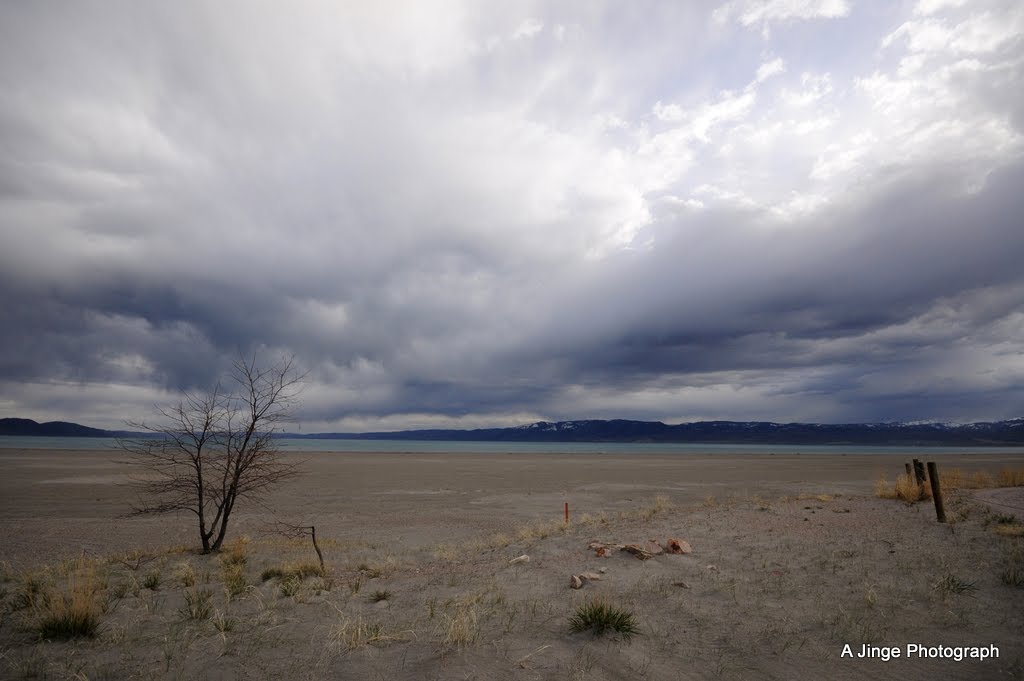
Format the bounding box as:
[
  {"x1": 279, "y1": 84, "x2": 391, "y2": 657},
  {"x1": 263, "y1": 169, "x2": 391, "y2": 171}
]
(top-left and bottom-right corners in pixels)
[
  {"x1": 939, "y1": 467, "x2": 1024, "y2": 491},
  {"x1": 987, "y1": 513, "x2": 1024, "y2": 538},
  {"x1": 998, "y1": 468, "x2": 1024, "y2": 487},
  {"x1": 260, "y1": 561, "x2": 324, "y2": 582},
  {"x1": 331, "y1": 617, "x2": 406, "y2": 650},
  {"x1": 221, "y1": 563, "x2": 248, "y2": 597},
  {"x1": 219, "y1": 537, "x2": 249, "y2": 566},
  {"x1": 180, "y1": 588, "x2": 214, "y2": 621},
  {"x1": 33, "y1": 559, "x2": 103, "y2": 640},
  {"x1": 438, "y1": 599, "x2": 480, "y2": 647},
  {"x1": 639, "y1": 495, "x2": 673, "y2": 520},
  {"x1": 217, "y1": 539, "x2": 251, "y2": 597},
  {"x1": 876, "y1": 466, "x2": 1024, "y2": 503},
  {"x1": 173, "y1": 561, "x2": 197, "y2": 587},
  {"x1": 515, "y1": 518, "x2": 570, "y2": 542},
  {"x1": 875, "y1": 474, "x2": 928, "y2": 502},
  {"x1": 1001, "y1": 545, "x2": 1024, "y2": 587}
]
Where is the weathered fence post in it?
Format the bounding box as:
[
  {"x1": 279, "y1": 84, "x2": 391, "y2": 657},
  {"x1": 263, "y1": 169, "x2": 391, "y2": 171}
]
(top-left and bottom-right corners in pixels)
[
  {"x1": 905, "y1": 462, "x2": 913, "y2": 478},
  {"x1": 913, "y1": 459, "x2": 927, "y2": 485},
  {"x1": 927, "y1": 462, "x2": 946, "y2": 523}
]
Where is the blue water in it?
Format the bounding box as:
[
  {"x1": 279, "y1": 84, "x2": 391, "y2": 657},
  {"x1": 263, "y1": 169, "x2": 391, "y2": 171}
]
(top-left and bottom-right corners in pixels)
[{"x1": 1, "y1": 435, "x2": 1022, "y2": 456}]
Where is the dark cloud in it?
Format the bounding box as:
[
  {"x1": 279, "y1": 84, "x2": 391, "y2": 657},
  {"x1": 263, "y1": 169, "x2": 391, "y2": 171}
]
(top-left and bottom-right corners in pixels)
[{"x1": 1, "y1": 1, "x2": 1023, "y2": 429}]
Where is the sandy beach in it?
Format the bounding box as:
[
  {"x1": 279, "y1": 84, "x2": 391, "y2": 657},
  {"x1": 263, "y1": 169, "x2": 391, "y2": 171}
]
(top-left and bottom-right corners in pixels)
[{"x1": 1, "y1": 447, "x2": 1023, "y2": 679}]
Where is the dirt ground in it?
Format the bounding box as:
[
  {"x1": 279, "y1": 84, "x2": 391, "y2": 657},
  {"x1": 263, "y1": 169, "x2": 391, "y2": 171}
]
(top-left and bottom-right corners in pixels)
[{"x1": 1, "y1": 448, "x2": 1022, "y2": 680}]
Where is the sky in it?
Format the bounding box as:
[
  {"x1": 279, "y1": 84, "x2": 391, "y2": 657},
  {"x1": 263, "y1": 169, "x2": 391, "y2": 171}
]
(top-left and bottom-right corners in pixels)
[{"x1": 1, "y1": 0, "x2": 1023, "y2": 432}]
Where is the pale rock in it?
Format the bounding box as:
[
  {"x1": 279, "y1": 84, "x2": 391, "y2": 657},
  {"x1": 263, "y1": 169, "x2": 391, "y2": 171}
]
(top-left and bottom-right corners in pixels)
[{"x1": 666, "y1": 538, "x2": 692, "y2": 554}]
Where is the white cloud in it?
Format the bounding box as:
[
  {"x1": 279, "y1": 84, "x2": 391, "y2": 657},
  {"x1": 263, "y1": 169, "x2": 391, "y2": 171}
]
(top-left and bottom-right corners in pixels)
[
  {"x1": 652, "y1": 101, "x2": 685, "y2": 122},
  {"x1": 914, "y1": 0, "x2": 968, "y2": 16},
  {"x1": 690, "y1": 90, "x2": 758, "y2": 142},
  {"x1": 884, "y1": 8, "x2": 1024, "y2": 56},
  {"x1": 714, "y1": 0, "x2": 850, "y2": 27},
  {"x1": 781, "y1": 72, "x2": 833, "y2": 107},
  {"x1": 512, "y1": 18, "x2": 544, "y2": 40},
  {"x1": 756, "y1": 57, "x2": 786, "y2": 82}
]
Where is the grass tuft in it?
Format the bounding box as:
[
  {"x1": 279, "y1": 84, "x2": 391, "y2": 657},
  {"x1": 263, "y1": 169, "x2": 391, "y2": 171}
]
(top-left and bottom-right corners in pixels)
[
  {"x1": 1001, "y1": 545, "x2": 1024, "y2": 587},
  {"x1": 141, "y1": 571, "x2": 161, "y2": 591},
  {"x1": 331, "y1": 617, "x2": 403, "y2": 649},
  {"x1": 180, "y1": 588, "x2": 214, "y2": 621},
  {"x1": 439, "y1": 600, "x2": 479, "y2": 647},
  {"x1": 370, "y1": 589, "x2": 392, "y2": 603},
  {"x1": 569, "y1": 599, "x2": 640, "y2": 640},
  {"x1": 219, "y1": 538, "x2": 248, "y2": 567},
  {"x1": 174, "y1": 561, "x2": 196, "y2": 588},
  {"x1": 933, "y1": 574, "x2": 978, "y2": 597},
  {"x1": 222, "y1": 563, "x2": 248, "y2": 597},
  {"x1": 260, "y1": 561, "x2": 323, "y2": 582},
  {"x1": 993, "y1": 524, "x2": 1024, "y2": 538},
  {"x1": 279, "y1": 575, "x2": 302, "y2": 597}
]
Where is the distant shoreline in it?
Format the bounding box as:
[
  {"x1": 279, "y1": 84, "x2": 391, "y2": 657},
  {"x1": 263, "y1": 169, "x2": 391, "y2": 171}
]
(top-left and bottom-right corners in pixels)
[
  {"x1": 1, "y1": 436, "x2": 1023, "y2": 455},
  {"x1": 5, "y1": 416, "x2": 1024, "y2": 446}
]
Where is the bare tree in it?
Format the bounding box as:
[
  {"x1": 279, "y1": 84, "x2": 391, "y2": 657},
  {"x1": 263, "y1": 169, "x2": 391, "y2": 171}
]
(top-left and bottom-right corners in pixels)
[{"x1": 121, "y1": 355, "x2": 303, "y2": 553}]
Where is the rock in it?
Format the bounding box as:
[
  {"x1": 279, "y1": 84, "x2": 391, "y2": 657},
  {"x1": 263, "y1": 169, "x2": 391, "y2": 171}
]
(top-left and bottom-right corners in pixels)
[
  {"x1": 570, "y1": 575, "x2": 583, "y2": 589},
  {"x1": 622, "y1": 544, "x2": 655, "y2": 560},
  {"x1": 645, "y1": 540, "x2": 665, "y2": 555},
  {"x1": 705, "y1": 564, "x2": 718, "y2": 572},
  {"x1": 509, "y1": 554, "x2": 530, "y2": 565},
  {"x1": 672, "y1": 581, "x2": 691, "y2": 589},
  {"x1": 589, "y1": 541, "x2": 626, "y2": 558},
  {"x1": 579, "y1": 572, "x2": 602, "y2": 581},
  {"x1": 598, "y1": 567, "x2": 608, "y2": 574},
  {"x1": 665, "y1": 538, "x2": 692, "y2": 554}
]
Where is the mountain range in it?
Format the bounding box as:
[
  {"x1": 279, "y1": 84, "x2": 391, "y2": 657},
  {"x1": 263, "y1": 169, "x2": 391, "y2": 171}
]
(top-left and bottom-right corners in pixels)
[{"x1": 6, "y1": 416, "x2": 1023, "y2": 446}]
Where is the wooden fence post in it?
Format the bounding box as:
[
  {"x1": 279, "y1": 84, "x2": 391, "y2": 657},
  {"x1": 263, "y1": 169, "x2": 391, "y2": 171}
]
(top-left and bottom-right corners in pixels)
[
  {"x1": 926, "y1": 461, "x2": 946, "y2": 523},
  {"x1": 913, "y1": 459, "x2": 927, "y2": 485},
  {"x1": 905, "y1": 462, "x2": 913, "y2": 478}
]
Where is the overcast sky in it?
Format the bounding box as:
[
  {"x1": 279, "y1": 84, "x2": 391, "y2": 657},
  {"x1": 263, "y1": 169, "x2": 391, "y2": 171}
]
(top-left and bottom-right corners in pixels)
[{"x1": 2, "y1": 0, "x2": 1023, "y2": 431}]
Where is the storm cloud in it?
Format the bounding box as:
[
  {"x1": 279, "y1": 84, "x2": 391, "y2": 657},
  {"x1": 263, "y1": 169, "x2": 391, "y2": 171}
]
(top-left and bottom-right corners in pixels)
[{"x1": 2, "y1": 1, "x2": 1023, "y2": 430}]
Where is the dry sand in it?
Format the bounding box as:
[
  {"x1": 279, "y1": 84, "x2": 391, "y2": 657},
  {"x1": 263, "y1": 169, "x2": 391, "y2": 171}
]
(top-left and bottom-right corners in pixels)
[{"x1": 1, "y1": 447, "x2": 1023, "y2": 680}]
